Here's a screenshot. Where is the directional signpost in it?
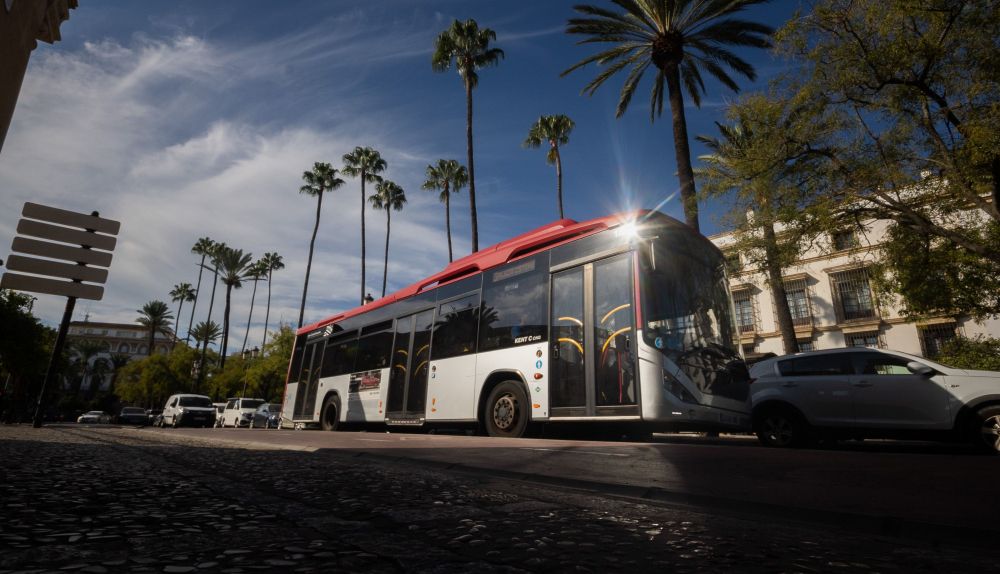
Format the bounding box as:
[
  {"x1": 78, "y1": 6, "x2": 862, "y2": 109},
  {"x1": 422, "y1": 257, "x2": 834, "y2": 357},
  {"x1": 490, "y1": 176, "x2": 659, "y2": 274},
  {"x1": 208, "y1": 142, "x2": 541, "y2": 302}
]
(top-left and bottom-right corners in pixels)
[{"x1": 1, "y1": 203, "x2": 120, "y2": 427}]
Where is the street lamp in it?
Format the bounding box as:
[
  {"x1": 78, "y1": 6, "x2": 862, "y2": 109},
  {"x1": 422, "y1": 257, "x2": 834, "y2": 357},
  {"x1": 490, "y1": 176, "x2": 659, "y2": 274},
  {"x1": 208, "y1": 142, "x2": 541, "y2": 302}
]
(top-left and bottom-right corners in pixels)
[{"x1": 240, "y1": 346, "x2": 260, "y2": 398}]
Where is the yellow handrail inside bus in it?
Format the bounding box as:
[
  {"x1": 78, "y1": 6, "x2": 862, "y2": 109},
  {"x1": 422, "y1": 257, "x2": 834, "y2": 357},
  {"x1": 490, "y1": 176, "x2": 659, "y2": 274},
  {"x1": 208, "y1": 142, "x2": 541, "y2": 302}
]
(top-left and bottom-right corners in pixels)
[
  {"x1": 557, "y1": 316, "x2": 582, "y2": 326},
  {"x1": 601, "y1": 303, "x2": 631, "y2": 325},
  {"x1": 414, "y1": 360, "x2": 428, "y2": 374},
  {"x1": 396, "y1": 349, "x2": 408, "y2": 357},
  {"x1": 558, "y1": 337, "x2": 584, "y2": 355},
  {"x1": 394, "y1": 364, "x2": 407, "y2": 372},
  {"x1": 600, "y1": 327, "x2": 632, "y2": 356},
  {"x1": 415, "y1": 344, "x2": 429, "y2": 357}
]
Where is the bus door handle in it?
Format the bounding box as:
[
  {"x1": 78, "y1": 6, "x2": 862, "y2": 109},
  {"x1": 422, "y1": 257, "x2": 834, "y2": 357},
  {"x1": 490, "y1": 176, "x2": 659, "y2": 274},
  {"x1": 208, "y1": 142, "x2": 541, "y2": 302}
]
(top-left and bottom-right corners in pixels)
[{"x1": 552, "y1": 343, "x2": 559, "y2": 359}]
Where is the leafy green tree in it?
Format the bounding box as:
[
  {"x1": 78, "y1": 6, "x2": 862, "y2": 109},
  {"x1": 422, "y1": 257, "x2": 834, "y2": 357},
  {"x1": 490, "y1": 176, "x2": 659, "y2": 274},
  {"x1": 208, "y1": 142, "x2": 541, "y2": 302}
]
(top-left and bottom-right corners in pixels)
[
  {"x1": 369, "y1": 179, "x2": 407, "y2": 298},
  {"x1": 136, "y1": 300, "x2": 173, "y2": 357},
  {"x1": 935, "y1": 336, "x2": 1000, "y2": 372},
  {"x1": 524, "y1": 114, "x2": 575, "y2": 219},
  {"x1": 0, "y1": 290, "x2": 55, "y2": 422},
  {"x1": 68, "y1": 339, "x2": 107, "y2": 396},
  {"x1": 105, "y1": 353, "x2": 130, "y2": 398},
  {"x1": 240, "y1": 259, "x2": 269, "y2": 356},
  {"x1": 342, "y1": 147, "x2": 387, "y2": 305},
  {"x1": 563, "y1": 0, "x2": 773, "y2": 233},
  {"x1": 422, "y1": 159, "x2": 468, "y2": 262},
  {"x1": 116, "y1": 345, "x2": 198, "y2": 409},
  {"x1": 298, "y1": 163, "x2": 344, "y2": 327},
  {"x1": 169, "y1": 282, "x2": 196, "y2": 347},
  {"x1": 697, "y1": 93, "x2": 839, "y2": 353},
  {"x1": 246, "y1": 325, "x2": 295, "y2": 402},
  {"x1": 186, "y1": 237, "x2": 216, "y2": 343},
  {"x1": 215, "y1": 246, "x2": 254, "y2": 369},
  {"x1": 779, "y1": 0, "x2": 1000, "y2": 317},
  {"x1": 433, "y1": 19, "x2": 504, "y2": 253},
  {"x1": 259, "y1": 252, "x2": 285, "y2": 349}
]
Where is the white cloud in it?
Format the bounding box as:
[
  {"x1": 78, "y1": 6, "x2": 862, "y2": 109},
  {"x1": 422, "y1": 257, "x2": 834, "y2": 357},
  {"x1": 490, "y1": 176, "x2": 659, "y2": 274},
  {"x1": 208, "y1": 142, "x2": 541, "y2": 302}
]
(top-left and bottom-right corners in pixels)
[{"x1": 0, "y1": 31, "x2": 466, "y2": 348}]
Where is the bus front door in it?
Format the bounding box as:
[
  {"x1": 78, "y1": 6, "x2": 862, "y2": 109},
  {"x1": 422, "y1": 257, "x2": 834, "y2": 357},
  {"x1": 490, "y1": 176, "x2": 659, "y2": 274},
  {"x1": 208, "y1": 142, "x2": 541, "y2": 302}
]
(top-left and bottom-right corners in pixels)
[
  {"x1": 549, "y1": 253, "x2": 638, "y2": 418},
  {"x1": 293, "y1": 339, "x2": 324, "y2": 420},
  {"x1": 386, "y1": 309, "x2": 434, "y2": 425}
]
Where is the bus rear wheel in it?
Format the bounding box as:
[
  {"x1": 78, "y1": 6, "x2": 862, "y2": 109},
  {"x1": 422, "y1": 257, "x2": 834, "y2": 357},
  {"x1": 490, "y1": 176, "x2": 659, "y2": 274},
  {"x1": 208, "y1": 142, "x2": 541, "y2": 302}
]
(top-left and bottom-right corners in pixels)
[
  {"x1": 321, "y1": 396, "x2": 340, "y2": 432},
  {"x1": 485, "y1": 381, "x2": 529, "y2": 438}
]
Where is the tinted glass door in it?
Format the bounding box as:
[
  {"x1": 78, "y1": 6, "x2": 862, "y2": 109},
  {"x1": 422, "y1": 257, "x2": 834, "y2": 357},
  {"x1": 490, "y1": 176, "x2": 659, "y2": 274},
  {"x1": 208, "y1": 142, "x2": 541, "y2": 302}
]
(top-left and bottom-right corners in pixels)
[
  {"x1": 293, "y1": 340, "x2": 323, "y2": 419},
  {"x1": 550, "y1": 253, "x2": 637, "y2": 417},
  {"x1": 386, "y1": 309, "x2": 434, "y2": 421}
]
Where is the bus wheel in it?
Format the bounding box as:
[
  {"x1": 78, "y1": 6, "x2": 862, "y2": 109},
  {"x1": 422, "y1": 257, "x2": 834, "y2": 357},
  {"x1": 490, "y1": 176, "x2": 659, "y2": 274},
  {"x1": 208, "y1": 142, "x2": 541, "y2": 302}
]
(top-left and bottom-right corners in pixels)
[
  {"x1": 485, "y1": 382, "x2": 529, "y2": 438},
  {"x1": 321, "y1": 396, "x2": 340, "y2": 432}
]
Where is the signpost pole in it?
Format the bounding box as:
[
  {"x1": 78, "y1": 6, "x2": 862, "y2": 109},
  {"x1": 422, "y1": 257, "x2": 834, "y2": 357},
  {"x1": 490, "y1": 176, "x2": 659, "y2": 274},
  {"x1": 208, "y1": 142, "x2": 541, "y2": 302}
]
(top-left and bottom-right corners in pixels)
[{"x1": 32, "y1": 295, "x2": 76, "y2": 427}]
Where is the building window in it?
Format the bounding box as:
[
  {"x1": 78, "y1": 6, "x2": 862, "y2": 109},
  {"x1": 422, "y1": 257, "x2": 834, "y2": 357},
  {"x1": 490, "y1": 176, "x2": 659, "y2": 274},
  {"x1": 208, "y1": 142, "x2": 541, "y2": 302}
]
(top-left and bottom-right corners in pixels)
[
  {"x1": 919, "y1": 323, "x2": 957, "y2": 358},
  {"x1": 724, "y1": 251, "x2": 742, "y2": 275},
  {"x1": 845, "y1": 331, "x2": 882, "y2": 349},
  {"x1": 118, "y1": 343, "x2": 130, "y2": 353},
  {"x1": 831, "y1": 230, "x2": 858, "y2": 251},
  {"x1": 830, "y1": 268, "x2": 877, "y2": 323},
  {"x1": 783, "y1": 279, "x2": 811, "y2": 327},
  {"x1": 732, "y1": 290, "x2": 755, "y2": 333},
  {"x1": 741, "y1": 343, "x2": 756, "y2": 356},
  {"x1": 797, "y1": 339, "x2": 814, "y2": 352}
]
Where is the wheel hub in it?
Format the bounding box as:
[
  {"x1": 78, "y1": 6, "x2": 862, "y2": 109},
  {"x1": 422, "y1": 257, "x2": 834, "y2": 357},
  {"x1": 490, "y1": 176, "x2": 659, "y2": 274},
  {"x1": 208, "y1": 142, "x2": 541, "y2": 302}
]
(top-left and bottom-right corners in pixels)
[
  {"x1": 493, "y1": 394, "x2": 516, "y2": 430},
  {"x1": 982, "y1": 415, "x2": 1000, "y2": 452}
]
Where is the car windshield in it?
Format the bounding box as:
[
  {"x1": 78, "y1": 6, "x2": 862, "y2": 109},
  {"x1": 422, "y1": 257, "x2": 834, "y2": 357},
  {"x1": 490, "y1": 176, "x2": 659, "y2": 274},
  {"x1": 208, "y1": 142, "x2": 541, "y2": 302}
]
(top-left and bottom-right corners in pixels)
[
  {"x1": 86, "y1": 411, "x2": 103, "y2": 415},
  {"x1": 178, "y1": 396, "x2": 212, "y2": 407},
  {"x1": 122, "y1": 408, "x2": 144, "y2": 414},
  {"x1": 241, "y1": 399, "x2": 264, "y2": 409}
]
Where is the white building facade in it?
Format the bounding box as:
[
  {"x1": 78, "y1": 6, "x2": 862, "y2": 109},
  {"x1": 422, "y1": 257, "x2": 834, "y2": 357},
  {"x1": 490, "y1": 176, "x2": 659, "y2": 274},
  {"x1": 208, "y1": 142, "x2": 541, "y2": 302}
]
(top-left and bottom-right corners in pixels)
[{"x1": 709, "y1": 220, "x2": 1000, "y2": 359}]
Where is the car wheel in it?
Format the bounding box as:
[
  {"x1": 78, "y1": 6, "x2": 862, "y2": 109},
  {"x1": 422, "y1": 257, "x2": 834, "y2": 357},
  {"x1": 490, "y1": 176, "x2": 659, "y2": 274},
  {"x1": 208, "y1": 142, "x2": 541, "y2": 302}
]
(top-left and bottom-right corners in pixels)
[
  {"x1": 484, "y1": 381, "x2": 529, "y2": 438},
  {"x1": 249, "y1": 419, "x2": 255, "y2": 429},
  {"x1": 755, "y1": 408, "x2": 809, "y2": 448},
  {"x1": 171, "y1": 416, "x2": 178, "y2": 429},
  {"x1": 973, "y1": 405, "x2": 1000, "y2": 454},
  {"x1": 321, "y1": 396, "x2": 340, "y2": 431}
]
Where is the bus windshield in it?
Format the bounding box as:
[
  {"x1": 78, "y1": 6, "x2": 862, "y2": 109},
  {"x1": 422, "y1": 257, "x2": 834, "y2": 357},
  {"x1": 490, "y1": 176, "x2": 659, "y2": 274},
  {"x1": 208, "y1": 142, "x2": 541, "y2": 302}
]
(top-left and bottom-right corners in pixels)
[{"x1": 639, "y1": 231, "x2": 748, "y2": 401}]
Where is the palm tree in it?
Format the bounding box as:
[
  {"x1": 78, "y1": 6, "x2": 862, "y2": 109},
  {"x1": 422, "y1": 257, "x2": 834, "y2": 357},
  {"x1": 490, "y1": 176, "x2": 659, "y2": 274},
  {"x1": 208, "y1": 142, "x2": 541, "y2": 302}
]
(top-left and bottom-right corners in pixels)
[
  {"x1": 186, "y1": 237, "x2": 215, "y2": 343},
  {"x1": 190, "y1": 320, "x2": 222, "y2": 349},
  {"x1": 259, "y1": 252, "x2": 285, "y2": 349},
  {"x1": 422, "y1": 159, "x2": 468, "y2": 263},
  {"x1": 106, "y1": 353, "x2": 130, "y2": 398},
  {"x1": 524, "y1": 114, "x2": 576, "y2": 219},
  {"x1": 215, "y1": 246, "x2": 254, "y2": 369},
  {"x1": 136, "y1": 300, "x2": 174, "y2": 357},
  {"x1": 196, "y1": 241, "x2": 226, "y2": 387},
  {"x1": 368, "y1": 179, "x2": 407, "y2": 298},
  {"x1": 69, "y1": 339, "x2": 105, "y2": 395},
  {"x1": 298, "y1": 162, "x2": 344, "y2": 328},
  {"x1": 432, "y1": 19, "x2": 504, "y2": 253},
  {"x1": 169, "y1": 282, "x2": 196, "y2": 347},
  {"x1": 240, "y1": 260, "x2": 268, "y2": 357},
  {"x1": 562, "y1": 0, "x2": 773, "y2": 233},
  {"x1": 342, "y1": 147, "x2": 387, "y2": 305}
]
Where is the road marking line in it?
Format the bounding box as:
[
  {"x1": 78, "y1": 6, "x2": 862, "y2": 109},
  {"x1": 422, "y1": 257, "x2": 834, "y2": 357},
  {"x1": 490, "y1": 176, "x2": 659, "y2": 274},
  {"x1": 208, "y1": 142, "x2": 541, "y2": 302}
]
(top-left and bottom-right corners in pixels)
[{"x1": 523, "y1": 448, "x2": 629, "y2": 457}]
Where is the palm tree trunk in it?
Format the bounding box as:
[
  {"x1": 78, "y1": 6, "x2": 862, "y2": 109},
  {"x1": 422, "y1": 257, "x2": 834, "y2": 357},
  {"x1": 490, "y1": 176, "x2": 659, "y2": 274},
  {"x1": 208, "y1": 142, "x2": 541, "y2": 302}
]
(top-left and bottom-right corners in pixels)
[
  {"x1": 762, "y1": 221, "x2": 799, "y2": 354},
  {"x1": 172, "y1": 299, "x2": 185, "y2": 349},
  {"x1": 554, "y1": 146, "x2": 564, "y2": 219},
  {"x1": 445, "y1": 183, "x2": 453, "y2": 263},
  {"x1": 262, "y1": 269, "x2": 273, "y2": 349},
  {"x1": 241, "y1": 277, "x2": 258, "y2": 356},
  {"x1": 465, "y1": 78, "x2": 479, "y2": 253},
  {"x1": 147, "y1": 327, "x2": 155, "y2": 356},
  {"x1": 360, "y1": 176, "x2": 367, "y2": 305},
  {"x1": 206, "y1": 266, "x2": 220, "y2": 366},
  {"x1": 665, "y1": 65, "x2": 700, "y2": 233},
  {"x1": 382, "y1": 208, "x2": 391, "y2": 297},
  {"x1": 186, "y1": 254, "x2": 205, "y2": 343},
  {"x1": 299, "y1": 191, "x2": 323, "y2": 328},
  {"x1": 221, "y1": 285, "x2": 232, "y2": 369}
]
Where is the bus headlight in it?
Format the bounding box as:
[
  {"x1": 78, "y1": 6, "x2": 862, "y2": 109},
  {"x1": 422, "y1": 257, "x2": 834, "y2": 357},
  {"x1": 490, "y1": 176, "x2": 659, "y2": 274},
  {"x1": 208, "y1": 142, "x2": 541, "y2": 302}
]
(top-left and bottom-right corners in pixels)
[{"x1": 663, "y1": 369, "x2": 699, "y2": 405}]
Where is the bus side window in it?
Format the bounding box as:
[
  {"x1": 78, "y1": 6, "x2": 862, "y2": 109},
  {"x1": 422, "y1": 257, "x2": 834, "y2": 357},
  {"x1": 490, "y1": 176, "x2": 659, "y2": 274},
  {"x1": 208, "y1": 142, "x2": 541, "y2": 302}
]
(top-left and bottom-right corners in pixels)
[
  {"x1": 479, "y1": 254, "x2": 549, "y2": 352},
  {"x1": 432, "y1": 293, "x2": 481, "y2": 359},
  {"x1": 322, "y1": 332, "x2": 358, "y2": 377},
  {"x1": 357, "y1": 322, "x2": 394, "y2": 371}
]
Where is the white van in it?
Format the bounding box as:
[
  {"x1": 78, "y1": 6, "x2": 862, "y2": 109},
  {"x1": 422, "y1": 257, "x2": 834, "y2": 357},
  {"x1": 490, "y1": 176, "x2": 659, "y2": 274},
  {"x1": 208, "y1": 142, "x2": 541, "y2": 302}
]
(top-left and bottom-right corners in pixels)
[
  {"x1": 160, "y1": 394, "x2": 215, "y2": 428},
  {"x1": 220, "y1": 397, "x2": 265, "y2": 428}
]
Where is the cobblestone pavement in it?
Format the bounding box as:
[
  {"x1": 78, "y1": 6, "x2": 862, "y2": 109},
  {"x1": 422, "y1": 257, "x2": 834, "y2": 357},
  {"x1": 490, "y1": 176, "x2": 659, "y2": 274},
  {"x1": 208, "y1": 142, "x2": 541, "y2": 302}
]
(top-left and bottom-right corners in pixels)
[{"x1": 1, "y1": 426, "x2": 996, "y2": 573}]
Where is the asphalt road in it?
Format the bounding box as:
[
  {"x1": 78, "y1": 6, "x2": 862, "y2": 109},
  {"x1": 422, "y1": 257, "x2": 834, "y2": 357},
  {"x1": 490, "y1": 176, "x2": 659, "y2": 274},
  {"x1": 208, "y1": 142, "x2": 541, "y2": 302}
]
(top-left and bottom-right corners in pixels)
[{"x1": 152, "y1": 426, "x2": 998, "y2": 545}]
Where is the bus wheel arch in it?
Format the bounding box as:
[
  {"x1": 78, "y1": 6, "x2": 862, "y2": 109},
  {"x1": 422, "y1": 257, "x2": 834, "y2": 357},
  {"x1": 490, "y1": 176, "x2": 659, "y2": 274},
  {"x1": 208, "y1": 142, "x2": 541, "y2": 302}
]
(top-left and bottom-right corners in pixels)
[
  {"x1": 320, "y1": 392, "x2": 342, "y2": 431},
  {"x1": 479, "y1": 372, "x2": 531, "y2": 438}
]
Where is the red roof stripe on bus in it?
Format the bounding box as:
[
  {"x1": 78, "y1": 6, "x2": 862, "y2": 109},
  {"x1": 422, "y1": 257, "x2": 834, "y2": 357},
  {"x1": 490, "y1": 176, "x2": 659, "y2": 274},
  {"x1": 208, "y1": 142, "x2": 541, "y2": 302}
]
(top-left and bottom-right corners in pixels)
[{"x1": 297, "y1": 210, "x2": 644, "y2": 335}]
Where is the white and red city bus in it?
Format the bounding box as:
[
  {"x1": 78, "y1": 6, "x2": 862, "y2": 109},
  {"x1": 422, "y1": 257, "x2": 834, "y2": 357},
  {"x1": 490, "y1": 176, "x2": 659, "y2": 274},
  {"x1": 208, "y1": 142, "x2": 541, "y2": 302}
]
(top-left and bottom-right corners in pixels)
[{"x1": 280, "y1": 210, "x2": 751, "y2": 437}]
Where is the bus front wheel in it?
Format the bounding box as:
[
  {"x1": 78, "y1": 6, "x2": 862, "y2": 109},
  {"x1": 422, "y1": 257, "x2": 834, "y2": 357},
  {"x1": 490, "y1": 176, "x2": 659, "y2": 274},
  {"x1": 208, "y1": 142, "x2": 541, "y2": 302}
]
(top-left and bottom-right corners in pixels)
[
  {"x1": 485, "y1": 381, "x2": 529, "y2": 438},
  {"x1": 321, "y1": 396, "x2": 340, "y2": 431}
]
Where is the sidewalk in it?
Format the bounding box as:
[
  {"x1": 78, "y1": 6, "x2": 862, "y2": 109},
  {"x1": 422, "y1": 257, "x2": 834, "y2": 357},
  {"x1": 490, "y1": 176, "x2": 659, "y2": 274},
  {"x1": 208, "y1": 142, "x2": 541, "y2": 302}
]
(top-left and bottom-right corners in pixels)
[{"x1": 1, "y1": 425, "x2": 995, "y2": 573}]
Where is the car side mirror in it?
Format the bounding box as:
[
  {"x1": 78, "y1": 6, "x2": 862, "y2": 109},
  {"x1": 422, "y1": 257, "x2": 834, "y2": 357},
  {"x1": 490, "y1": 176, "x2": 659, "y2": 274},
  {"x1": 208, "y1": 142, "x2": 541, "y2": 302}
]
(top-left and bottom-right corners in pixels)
[{"x1": 907, "y1": 361, "x2": 935, "y2": 377}]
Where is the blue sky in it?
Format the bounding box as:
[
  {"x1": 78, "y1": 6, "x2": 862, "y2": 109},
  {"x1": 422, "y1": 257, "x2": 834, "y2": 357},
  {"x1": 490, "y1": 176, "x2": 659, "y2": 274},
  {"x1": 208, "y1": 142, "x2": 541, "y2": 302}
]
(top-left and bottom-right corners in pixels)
[{"x1": 0, "y1": 0, "x2": 802, "y2": 344}]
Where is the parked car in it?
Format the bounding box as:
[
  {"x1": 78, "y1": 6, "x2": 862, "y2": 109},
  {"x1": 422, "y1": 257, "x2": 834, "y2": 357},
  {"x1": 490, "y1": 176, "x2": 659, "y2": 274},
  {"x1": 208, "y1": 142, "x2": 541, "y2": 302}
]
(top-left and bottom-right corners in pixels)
[
  {"x1": 146, "y1": 408, "x2": 163, "y2": 426},
  {"x1": 219, "y1": 397, "x2": 265, "y2": 428},
  {"x1": 249, "y1": 403, "x2": 282, "y2": 429},
  {"x1": 749, "y1": 348, "x2": 1000, "y2": 453},
  {"x1": 159, "y1": 394, "x2": 216, "y2": 428},
  {"x1": 117, "y1": 407, "x2": 148, "y2": 425},
  {"x1": 77, "y1": 410, "x2": 110, "y2": 424}
]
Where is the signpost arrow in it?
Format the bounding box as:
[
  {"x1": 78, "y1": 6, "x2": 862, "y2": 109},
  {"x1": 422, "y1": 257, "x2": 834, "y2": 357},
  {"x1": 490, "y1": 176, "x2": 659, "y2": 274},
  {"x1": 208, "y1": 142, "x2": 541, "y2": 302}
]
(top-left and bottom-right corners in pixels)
[{"x1": 0, "y1": 202, "x2": 121, "y2": 427}]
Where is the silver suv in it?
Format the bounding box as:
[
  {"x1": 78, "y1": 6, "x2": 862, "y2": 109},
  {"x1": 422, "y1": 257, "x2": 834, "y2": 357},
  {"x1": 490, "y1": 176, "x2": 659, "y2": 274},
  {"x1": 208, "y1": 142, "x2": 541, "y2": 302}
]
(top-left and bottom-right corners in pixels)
[{"x1": 749, "y1": 348, "x2": 1000, "y2": 452}]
